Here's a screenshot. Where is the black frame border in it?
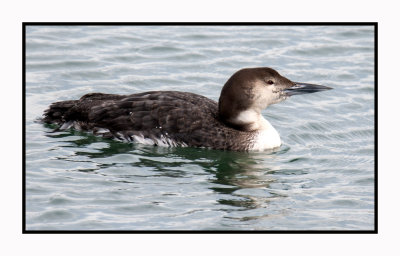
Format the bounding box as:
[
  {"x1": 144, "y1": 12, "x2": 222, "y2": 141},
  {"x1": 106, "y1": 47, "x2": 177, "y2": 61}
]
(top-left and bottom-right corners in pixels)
[{"x1": 22, "y1": 22, "x2": 378, "y2": 234}]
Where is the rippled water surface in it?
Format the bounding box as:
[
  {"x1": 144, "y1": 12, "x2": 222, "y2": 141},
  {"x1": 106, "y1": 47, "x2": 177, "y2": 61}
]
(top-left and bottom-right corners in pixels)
[{"x1": 25, "y1": 25, "x2": 375, "y2": 230}]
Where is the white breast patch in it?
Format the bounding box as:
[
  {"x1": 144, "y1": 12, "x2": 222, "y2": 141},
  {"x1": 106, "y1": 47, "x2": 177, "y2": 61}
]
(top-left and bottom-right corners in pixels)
[{"x1": 250, "y1": 118, "x2": 281, "y2": 151}]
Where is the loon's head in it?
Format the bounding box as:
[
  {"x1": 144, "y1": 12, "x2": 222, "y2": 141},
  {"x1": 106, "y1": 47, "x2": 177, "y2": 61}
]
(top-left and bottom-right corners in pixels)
[{"x1": 218, "y1": 67, "x2": 332, "y2": 131}]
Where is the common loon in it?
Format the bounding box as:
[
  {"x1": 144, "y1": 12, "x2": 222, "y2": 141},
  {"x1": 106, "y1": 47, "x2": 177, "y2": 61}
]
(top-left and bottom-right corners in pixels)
[{"x1": 43, "y1": 67, "x2": 332, "y2": 151}]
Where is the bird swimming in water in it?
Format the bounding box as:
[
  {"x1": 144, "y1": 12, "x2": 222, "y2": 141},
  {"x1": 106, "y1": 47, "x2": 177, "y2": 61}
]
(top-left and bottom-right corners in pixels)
[{"x1": 43, "y1": 67, "x2": 332, "y2": 151}]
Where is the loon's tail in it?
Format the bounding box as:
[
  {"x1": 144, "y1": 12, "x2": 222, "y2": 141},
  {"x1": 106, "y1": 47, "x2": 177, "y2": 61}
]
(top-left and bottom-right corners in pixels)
[{"x1": 43, "y1": 100, "x2": 78, "y2": 125}]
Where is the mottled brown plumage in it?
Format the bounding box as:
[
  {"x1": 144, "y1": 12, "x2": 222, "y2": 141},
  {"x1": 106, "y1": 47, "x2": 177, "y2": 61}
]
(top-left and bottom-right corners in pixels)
[{"x1": 44, "y1": 91, "x2": 255, "y2": 151}]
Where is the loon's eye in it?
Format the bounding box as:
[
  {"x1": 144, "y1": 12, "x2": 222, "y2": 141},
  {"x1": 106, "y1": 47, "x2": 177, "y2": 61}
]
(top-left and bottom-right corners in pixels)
[{"x1": 266, "y1": 80, "x2": 274, "y2": 85}]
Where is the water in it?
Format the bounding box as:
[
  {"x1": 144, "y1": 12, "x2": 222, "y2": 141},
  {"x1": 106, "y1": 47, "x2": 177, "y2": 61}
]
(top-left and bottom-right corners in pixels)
[{"x1": 25, "y1": 25, "x2": 375, "y2": 230}]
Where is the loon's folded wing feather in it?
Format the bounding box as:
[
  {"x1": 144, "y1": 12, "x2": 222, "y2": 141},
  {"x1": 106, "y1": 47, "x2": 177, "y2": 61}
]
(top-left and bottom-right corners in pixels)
[{"x1": 43, "y1": 91, "x2": 252, "y2": 150}]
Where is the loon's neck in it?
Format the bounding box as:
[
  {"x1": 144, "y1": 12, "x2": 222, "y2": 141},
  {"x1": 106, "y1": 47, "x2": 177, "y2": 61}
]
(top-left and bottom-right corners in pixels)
[
  {"x1": 225, "y1": 109, "x2": 282, "y2": 151},
  {"x1": 224, "y1": 109, "x2": 270, "y2": 131},
  {"x1": 250, "y1": 115, "x2": 282, "y2": 151}
]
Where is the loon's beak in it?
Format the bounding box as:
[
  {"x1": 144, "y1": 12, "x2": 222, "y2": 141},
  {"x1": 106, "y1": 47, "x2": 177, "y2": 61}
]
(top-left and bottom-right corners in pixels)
[{"x1": 284, "y1": 82, "x2": 332, "y2": 96}]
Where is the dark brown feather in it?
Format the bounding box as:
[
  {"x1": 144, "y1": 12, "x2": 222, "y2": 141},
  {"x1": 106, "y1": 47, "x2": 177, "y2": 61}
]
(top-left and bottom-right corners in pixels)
[{"x1": 43, "y1": 91, "x2": 255, "y2": 151}]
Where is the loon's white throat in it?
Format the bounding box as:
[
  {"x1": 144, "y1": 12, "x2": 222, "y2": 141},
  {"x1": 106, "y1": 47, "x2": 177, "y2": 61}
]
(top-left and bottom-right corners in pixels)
[{"x1": 230, "y1": 109, "x2": 281, "y2": 150}]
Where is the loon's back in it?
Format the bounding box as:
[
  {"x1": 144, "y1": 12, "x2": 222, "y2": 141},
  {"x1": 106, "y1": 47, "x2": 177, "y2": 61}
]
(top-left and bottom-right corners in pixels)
[{"x1": 43, "y1": 91, "x2": 255, "y2": 151}]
